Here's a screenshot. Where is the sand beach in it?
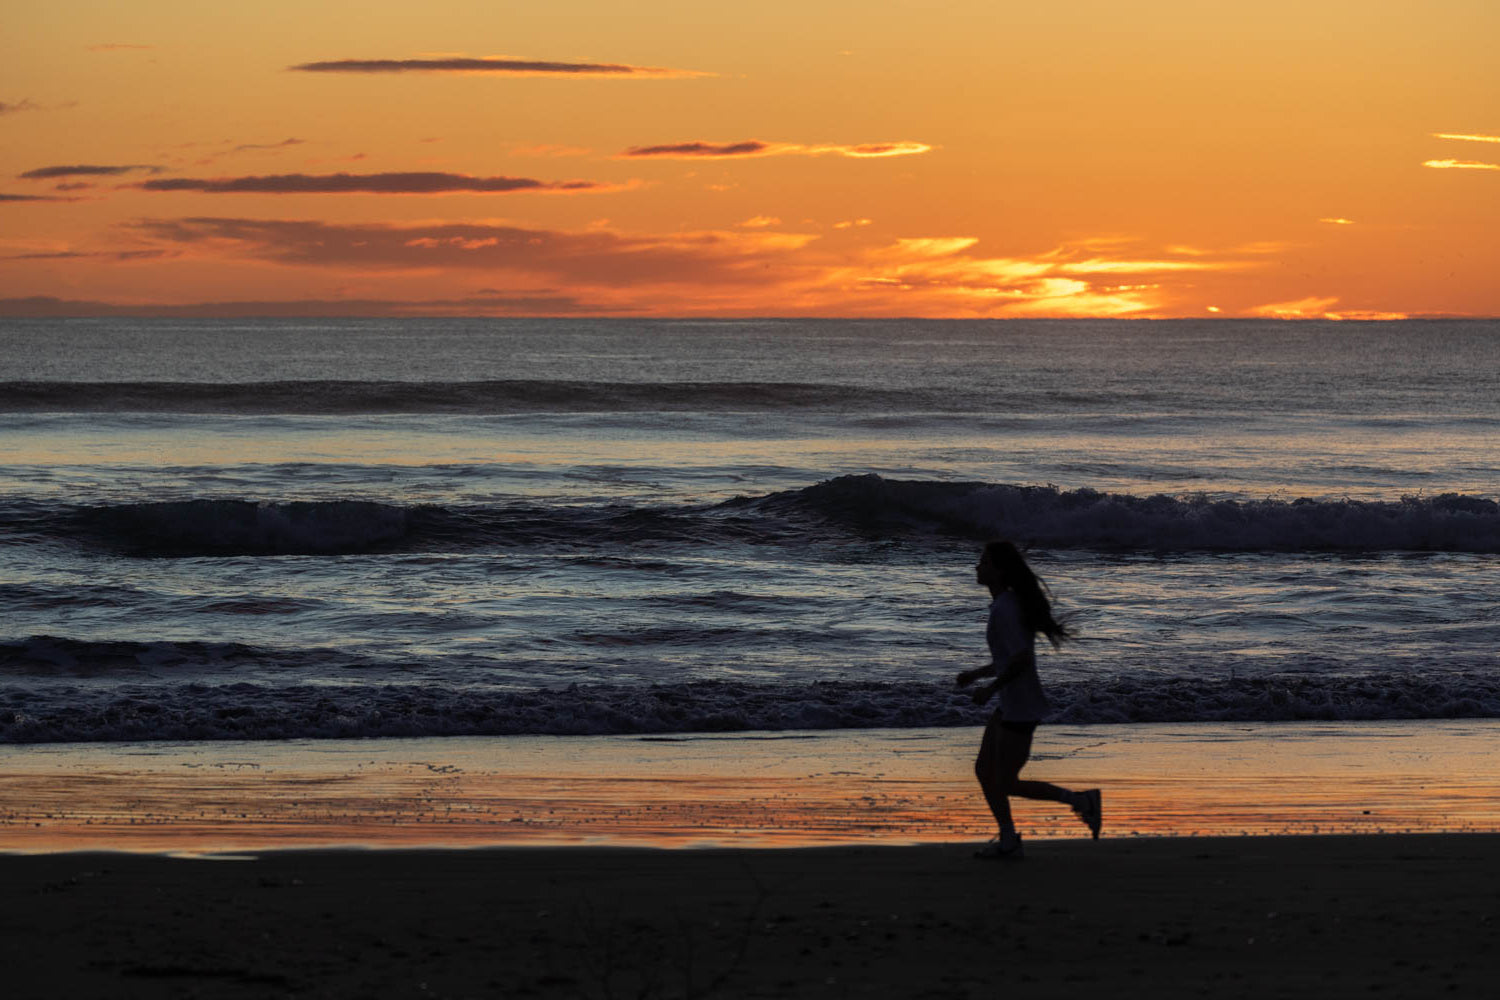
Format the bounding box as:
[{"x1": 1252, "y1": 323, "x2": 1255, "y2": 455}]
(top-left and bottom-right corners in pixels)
[
  {"x1": 4, "y1": 722, "x2": 1500, "y2": 997},
  {"x1": 5, "y1": 835, "x2": 1500, "y2": 998}
]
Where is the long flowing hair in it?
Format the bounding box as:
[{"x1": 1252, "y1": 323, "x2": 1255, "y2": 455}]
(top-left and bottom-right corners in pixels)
[{"x1": 984, "y1": 540, "x2": 1072, "y2": 648}]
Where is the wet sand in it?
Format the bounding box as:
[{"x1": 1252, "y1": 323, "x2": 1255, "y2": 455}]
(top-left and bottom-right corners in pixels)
[
  {"x1": 5, "y1": 835, "x2": 1500, "y2": 998},
  {"x1": 5, "y1": 722, "x2": 1500, "y2": 852}
]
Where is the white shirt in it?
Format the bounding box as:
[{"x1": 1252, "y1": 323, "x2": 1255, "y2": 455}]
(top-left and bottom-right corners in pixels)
[{"x1": 986, "y1": 592, "x2": 1051, "y2": 722}]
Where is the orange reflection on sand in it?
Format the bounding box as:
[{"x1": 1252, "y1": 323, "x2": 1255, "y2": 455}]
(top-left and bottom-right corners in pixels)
[
  {"x1": 9, "y1": 770, "x2": 1500, "y2": 854},
  {"x1": 3, "y1": 770, "x2": 989, "y2": 852},
  {"x1": 4, "y1": 723, "x2": 1499, "y2": 853}
]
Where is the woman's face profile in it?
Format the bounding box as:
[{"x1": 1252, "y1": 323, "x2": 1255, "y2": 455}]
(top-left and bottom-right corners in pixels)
[{"x1": 976, "y1": 552, "x2": 1006, "y2": 589}]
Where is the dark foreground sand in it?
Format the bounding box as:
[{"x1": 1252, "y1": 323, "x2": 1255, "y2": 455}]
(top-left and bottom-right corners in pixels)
[{"x1": 4, "y1": 835, "x2": 1499, "y2": 999}]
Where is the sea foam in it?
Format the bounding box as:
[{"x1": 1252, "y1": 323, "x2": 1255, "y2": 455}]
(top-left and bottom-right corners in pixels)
[{"x1": 5, "y1": 672, "x2": 1500, "y2": 743}]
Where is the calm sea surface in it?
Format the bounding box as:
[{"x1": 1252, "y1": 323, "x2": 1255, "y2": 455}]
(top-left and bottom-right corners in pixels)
[{"x1": 2, "y1": 318, "x2": 1497, "y2": 742}]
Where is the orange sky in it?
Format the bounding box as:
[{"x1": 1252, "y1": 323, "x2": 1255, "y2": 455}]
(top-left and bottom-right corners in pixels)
[{"x1": 3, "y1": 1, "x2": 1498, "y2": 318}]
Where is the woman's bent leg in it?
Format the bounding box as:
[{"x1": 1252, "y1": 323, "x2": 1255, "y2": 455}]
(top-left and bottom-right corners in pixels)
[{"x1": 989, "y1": 725, "x2": 1038, "y2": 839}]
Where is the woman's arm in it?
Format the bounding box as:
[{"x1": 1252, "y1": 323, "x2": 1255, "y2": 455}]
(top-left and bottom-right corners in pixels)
[{"x1": 968, "y1": 650, "x2": 1029, "y2": 704}]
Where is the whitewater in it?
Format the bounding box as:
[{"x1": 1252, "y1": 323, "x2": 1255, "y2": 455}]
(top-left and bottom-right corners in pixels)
[{"x1": 1, "y1": 317, "x2": 1496, "y2": 743}]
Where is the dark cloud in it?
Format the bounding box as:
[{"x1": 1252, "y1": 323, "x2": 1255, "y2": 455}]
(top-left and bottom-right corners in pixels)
[
  {"x1": 289, "y1": 57, "x2": 696, "y2": 76},
  {"x1": 3, "y1": 249, "x2": 172, "y2": 261},
  {"x1": 137, "y1": 172, "x2": 603, "y2": 194},
  {"x1": 0, "y1": 293, "x2": 604, "y2": 318},
  {"x1": 624, "y1": 141, "x2": 770, "y2": 158},
  {"x1": 0, "y1": 100, "x2": 42, "y2": 115},
  {"x1": 19, "y1": 164, "x2": 160, "y2": 179},
  {"x1": 132, "y1": 216, "x2": 795, "y2": 286},
  {"x1": 0, "y1": 193, "x2": 67, "y2": 203},
  {"x1": 231, "y1": 138, "x2": 304, "y2": 153}
]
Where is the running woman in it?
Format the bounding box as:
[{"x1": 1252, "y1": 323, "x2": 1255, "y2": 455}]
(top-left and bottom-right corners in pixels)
[{"x1": 957, "y1": 541, "x2": 1101, "y2": 858}]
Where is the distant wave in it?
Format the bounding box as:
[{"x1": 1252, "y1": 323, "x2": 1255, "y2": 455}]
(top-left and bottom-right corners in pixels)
[
  {"x1": 52, "y1": 497, "x2": 777, "y2": 556},
  {"x1": 71, "y1": 499, "x2": 416, "y2": 556},
  {"x1": 5, "y1": 475, "x2": 1499, "y2": 555},
  {"x1": 5, "y1": 671, "x2": 1499, "y2": 743},
  {"x1": 0, "y1": 379, "x2": 938, "y2": 414},
  {"x1": 0, "y1": 635, "x2": 274, "y2": 677}
]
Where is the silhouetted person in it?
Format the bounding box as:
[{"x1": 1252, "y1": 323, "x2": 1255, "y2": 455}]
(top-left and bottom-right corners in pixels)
[{"x1": 956, "y1": 541, "x2": 1101, "y2": 858}]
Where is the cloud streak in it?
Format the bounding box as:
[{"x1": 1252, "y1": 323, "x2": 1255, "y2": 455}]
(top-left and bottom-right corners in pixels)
[
  {"x1": 19, "y1": 164, "x2": 160, "y2": 180},
  {"x1": 621, "y1": 140, "x2": 931, "y2": 159},
  {"x1": 137, "y1": 172, "x2": 608, "y2": 194},
  {"x1": 1247, "y1": 296, "x2": 1408, "y2": 321},
  {"x1": 2, "y1": 249, "x2": 171, "y2": 261},
  {"x1": 627, "y1": 141, "x2": 770, "y2": 158},
  {"x1": 290, "y1": 57, "x2": 707, "y2": 78},
  {"x1": 1058, "y1": 257, "x2": 1235, "y2": 275},
  {"x1": 0, "y1": 193, "x2": 69, "y2": 203},
  {"x1": 1432, "y1": 132, "x2": 1500, "y2": 144},
  {"x1": 1423, "y1": 159, "x2": 1500, "y2": 171},
  {"x1": 0, "y1": 293, "x2": 603, "y2": 318},
  {"x1": 129, "y1": 216, "x2": 812, "y2": 287},
  {"x1": 829, "y1": 142, "x2": 932, "y2": 159},
  {"x1": 0, "y1": 100, "x2": 42, "y2": 115}
]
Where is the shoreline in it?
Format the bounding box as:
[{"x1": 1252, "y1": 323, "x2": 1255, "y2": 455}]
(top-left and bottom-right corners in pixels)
[
  {"x1": 4, "y1": 720, "x2": 1499, "y2": 854},
  {"x1": 5, "y1": 834, "x2": 1499, "y2": 998}
]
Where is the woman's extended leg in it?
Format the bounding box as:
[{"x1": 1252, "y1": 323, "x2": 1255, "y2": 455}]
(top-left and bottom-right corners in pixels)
[
  {"x1": 1004, "y1": 728, "x2": 1103, "y2": 839},
  {"x1": 997, "y1": 725, "x2": 1070, "y2": 810}
]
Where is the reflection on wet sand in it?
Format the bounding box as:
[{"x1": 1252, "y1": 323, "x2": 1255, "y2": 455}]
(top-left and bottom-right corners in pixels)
[{"x1": 4, "y1": 721, "x2": 1498, "y2": 852}]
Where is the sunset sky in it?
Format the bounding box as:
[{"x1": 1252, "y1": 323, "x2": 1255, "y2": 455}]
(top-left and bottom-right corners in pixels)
[{"x1": 4, "y1": 0, "x2": 1498, "y2": 318}]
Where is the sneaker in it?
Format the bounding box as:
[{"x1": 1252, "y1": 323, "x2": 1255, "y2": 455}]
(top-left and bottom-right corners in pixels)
[
  {"x1": 973, "y1": 835, "x2": 1024, "y2": 860},
  {"x1": 1076, "y1": 789, "x2": 1102, "y2": 840}
]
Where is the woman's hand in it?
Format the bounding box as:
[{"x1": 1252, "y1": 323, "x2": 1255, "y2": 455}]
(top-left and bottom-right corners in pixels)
[
  {"x1": 970, "y1": 682, "x2": 996, "y2": 706},
  {"x1": 955, "y1": 664, "x2": 994, "y2": 689}
]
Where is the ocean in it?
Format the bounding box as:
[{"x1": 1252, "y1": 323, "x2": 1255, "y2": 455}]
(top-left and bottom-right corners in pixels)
[{"x1": 2, "y1": 317, "x2": 1497, "y2": 744}]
